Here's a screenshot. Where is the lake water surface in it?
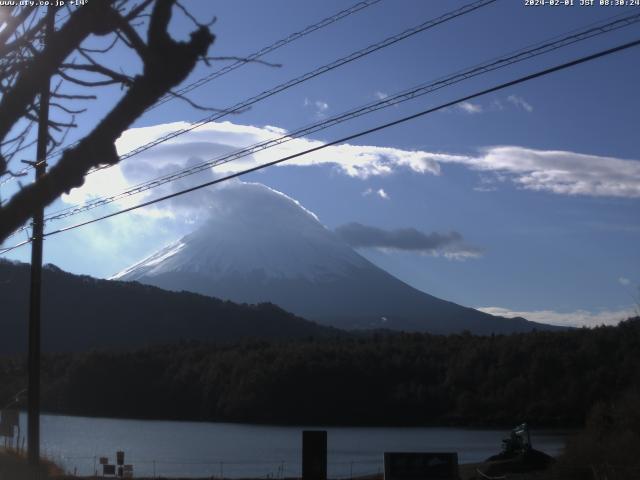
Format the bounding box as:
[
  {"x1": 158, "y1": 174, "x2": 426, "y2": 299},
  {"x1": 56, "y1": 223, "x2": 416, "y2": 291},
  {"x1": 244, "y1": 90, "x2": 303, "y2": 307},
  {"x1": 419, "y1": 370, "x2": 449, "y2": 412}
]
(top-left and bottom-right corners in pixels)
[{"x1": 15, "y1": 413, "x2": 569, "y2": 478}]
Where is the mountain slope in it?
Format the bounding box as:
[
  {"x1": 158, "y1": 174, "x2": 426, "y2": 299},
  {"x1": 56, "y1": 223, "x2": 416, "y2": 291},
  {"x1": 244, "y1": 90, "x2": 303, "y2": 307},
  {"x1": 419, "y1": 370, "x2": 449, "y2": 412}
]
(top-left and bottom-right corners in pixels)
[
  {"x1": 114, "y1": 182, "x2": 559, "y2": 334},
  {"x1": 0, "y1": 259, "x2": 338, "y2": 354}
]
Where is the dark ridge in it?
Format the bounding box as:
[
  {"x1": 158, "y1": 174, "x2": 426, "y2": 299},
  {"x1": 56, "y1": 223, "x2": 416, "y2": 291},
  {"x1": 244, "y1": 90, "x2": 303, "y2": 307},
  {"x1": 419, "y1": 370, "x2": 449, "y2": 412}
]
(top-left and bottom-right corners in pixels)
[{"x1": 0, "y1": 259, "x2": 341, "y2": 354}]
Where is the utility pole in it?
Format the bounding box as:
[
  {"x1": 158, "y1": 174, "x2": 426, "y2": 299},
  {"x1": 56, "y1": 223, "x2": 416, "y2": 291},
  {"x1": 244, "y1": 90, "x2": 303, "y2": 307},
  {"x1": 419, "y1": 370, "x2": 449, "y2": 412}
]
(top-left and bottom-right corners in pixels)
[{"x1": 27, "y1": 5, "x2": 54, "y2": 467}]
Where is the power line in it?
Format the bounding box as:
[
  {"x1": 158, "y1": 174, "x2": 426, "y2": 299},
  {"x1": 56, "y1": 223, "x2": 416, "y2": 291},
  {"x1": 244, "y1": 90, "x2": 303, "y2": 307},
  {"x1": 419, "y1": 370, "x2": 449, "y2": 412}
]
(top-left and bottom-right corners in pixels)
[
  {"x1": 81, "y1": 0, "x2": 498, "y2": 172},
  {"x1": 16, "y1": 0, "x2": 501, "y2": 226},
  {"x1": 151, "y1": 0, "x2": 384, "y2": 110},
  {"x1": 0, "y1": 238, "x2": 30, "y2": 254},
  {"x1": 1, "y1": 0, "x2": 384, "y2": 184},
  {"x1": 1, "y1": 0, "x2": 495, "y2": 195},
  {"x1": 24, "y1": 10, "x2": 640, "y2": 229},
  {"x1": 1, "y1": 0, "x2": 498, "y2": 243},
  {"x1": 1, "y1": 35, "x2": 636, "y2": 254}
]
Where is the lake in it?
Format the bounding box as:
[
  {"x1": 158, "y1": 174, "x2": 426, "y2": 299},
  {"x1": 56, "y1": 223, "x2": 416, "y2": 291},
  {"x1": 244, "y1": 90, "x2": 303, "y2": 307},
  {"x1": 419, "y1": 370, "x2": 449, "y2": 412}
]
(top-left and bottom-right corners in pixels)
[{"x1": 12, "y1": 413, "x2": 569, "y2": 478}]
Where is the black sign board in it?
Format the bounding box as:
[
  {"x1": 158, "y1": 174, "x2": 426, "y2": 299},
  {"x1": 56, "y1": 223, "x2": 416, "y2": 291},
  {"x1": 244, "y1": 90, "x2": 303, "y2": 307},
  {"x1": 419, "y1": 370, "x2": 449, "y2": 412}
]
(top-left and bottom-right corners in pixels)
[
  {"x1": 384, "y1": 452, "x2": 458, "y2": 480},
  {"x1": 116, "y1": 451, "x2": 125, "y2": 465},
  {"x1": 103, "y1": 464, "x2": 116, "y2": 476},
  {"x1": 302, "y1": 430, "x2": 327, "y2": 480}
]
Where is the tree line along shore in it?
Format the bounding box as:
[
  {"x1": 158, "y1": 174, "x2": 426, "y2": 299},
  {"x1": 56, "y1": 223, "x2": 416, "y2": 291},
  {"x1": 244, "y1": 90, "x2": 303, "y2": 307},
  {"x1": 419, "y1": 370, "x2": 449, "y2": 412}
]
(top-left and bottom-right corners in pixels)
[{"x1": 0, "y1": 317, "x2": 638, "y2": 427}]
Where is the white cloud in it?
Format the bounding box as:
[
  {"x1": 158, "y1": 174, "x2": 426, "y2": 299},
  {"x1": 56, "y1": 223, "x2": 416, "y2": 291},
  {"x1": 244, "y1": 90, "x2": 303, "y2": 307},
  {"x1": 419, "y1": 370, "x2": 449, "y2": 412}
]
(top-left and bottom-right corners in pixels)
[
  {"x1": 457, "y1": 101, "x2": 483, "y2": 114},
  {"x1": 49, "y1": 118, "x2": 640, "y2": 279},
  {"x1": 109, "y1": 119, "x2": 443, "y2": 180},
  {"x1": 455, "y1": 146, "x2": 640, "y2": 198},
  {"x1": 62, "y1": 120, "x2": 640, "y2": 225},
  {"x1": 315, "y1": 100, "x2": 329, "y2": 112},
  {"x1": 473, "y1": 174, "x2": 500, "y2": 192},
  {"x1": 304, "y1": 98, "x2": 329, "y2": 118},
  {"x1": 619, "y1": 277, "x2": 631, "y2": 286},
  {"x1": 374, "y1": 91, "x2": 388, "y2": 100},
  {"x1": 478, "y1": 306, "x2": 636, "y2": 328},
  {"x1": 507, "y1": 94, "x2": 533, "y2": 112},
  {"x1": 364, "y1": 188, "x2": 389, "y2": 199},
  {"x1": 443, "y1": 249, "x2": 483, "y2": 260}
]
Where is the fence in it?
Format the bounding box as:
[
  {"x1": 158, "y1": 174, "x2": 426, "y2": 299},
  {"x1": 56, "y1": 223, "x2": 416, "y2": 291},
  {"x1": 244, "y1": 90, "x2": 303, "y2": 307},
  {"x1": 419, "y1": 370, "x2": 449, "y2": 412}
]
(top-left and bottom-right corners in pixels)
[
  {"x1": 475, "y1": 464, "x2": 640, "y2": 480},
  {"x1": 50, "y1": 455, "x2": 384, "y2": 479}
]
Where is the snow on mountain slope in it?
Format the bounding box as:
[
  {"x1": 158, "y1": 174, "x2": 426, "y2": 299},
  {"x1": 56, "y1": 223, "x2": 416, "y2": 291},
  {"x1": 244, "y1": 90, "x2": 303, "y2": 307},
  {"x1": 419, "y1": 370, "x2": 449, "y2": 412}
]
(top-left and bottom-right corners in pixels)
[
  {"x1": 113, "y1": 182, "x2": 369, "y2": 282},
  {"x1": 113, "y1": 182, "x2": 559, "y2": 334}
]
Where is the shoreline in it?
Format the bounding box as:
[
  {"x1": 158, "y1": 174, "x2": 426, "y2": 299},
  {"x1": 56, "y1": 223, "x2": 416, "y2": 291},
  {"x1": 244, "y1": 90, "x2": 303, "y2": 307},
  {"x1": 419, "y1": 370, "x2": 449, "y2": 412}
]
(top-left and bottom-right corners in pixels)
[
  {"x1": 1, "y1": 454, "x2": 558, "y2": 480},
  {"x1": 12, "y1": 409, "x2": 582, "y2": 431}
]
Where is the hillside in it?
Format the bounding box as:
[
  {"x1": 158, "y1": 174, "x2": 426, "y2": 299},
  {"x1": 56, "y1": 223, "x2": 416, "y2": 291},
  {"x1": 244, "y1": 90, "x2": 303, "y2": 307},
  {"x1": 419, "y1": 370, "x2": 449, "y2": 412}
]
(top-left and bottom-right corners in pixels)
[{"x1": 0, "y1": 259, "x2": 339, "y2": 354}]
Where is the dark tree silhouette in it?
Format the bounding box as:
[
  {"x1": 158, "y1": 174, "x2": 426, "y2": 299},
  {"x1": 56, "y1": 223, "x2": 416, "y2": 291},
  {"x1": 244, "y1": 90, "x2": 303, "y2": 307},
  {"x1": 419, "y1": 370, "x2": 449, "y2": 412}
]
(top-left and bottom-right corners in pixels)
[
  {"x1": 2, "y1": 316, "x2": 639, "y2": 427},
  {"x1": 0, "y1": 0, "x2": 215, "y2": 243}
]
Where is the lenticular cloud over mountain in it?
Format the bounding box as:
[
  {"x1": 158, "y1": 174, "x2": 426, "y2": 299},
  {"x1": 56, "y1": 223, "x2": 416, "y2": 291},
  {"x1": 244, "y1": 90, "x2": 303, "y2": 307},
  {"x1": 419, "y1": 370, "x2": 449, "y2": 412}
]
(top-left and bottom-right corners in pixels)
[
  {"x1": 113, "y1": 181, "x2": 369, "y2": 283},
  {"x1": 113, "y1": 181, "x2": 559, "y2": 334}
]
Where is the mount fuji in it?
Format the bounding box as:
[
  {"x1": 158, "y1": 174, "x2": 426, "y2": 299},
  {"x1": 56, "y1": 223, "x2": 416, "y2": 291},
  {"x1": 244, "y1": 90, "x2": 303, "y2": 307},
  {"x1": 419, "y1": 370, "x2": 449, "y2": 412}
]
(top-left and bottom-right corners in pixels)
[{"x1": 113, "y1": 182, "x2": 556, "y2": 334}]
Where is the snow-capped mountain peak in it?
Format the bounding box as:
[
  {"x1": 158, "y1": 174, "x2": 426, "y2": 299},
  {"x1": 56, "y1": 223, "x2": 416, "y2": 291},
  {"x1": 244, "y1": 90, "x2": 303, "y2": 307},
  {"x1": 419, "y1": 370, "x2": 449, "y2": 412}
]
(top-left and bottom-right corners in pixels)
[
  {"x1": 112, "y1": 181, "x2": 554, "y2": 334},
  {"x1": 112, "y1": 182, "x2": 369, "y2": 282}
]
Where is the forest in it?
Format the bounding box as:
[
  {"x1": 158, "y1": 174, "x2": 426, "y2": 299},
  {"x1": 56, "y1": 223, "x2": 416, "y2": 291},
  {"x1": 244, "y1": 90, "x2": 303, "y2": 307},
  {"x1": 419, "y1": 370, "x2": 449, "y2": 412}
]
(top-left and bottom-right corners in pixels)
[
  {"x1": 0, "y1": 259, "x2": 338, "y2": 353},
  {"x1": 1, "y1": 317, "x2": 639, "y2": 427}
]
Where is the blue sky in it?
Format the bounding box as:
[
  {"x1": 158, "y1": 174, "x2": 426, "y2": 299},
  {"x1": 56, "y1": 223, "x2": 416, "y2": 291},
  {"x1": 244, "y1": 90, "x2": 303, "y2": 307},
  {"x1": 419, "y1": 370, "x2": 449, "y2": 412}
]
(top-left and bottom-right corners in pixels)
[{"x1": 2, "y1": 0, "x2": 639, "y2": 326}]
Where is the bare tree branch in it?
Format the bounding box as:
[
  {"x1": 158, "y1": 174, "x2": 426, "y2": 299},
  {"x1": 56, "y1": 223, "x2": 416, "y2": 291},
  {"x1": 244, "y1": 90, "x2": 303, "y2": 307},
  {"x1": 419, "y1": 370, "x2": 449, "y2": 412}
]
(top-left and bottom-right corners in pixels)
[
  {"x1": 78, "y1": 36, "x2": 120, "y2": 54},
  {"x1": 165, "y1": 89, "x2": 229, "y2": 112},
  {"x1": 50, "y1": 102, "x2": 87, "y2": 115},
  {"x1": 59, "y1": 63, "x2": 134, "y2": 86},
  {"x1": 0, "y1": 0, "x2": 215, "y2": 242},
  {"x1": 114, "y1": 10, "x2": 149, "y2": 57},
  {"x1": 0, "y1": 8, "x2": 43, "y2": 54},
  {"x1": 50, "y1": 92, "x2": 98, "y2": 100},
  {"x1": 57, "y1": 69, "x2": 124, "y2": 88},
  {"x1": 175, "y1": 1, "x2": 216, "y2": 29},
  {"x1": 0, "y1": 2, "x2": 118, "y2": 148},
  {"x1": 124, "y1": 0, "x2": 155, "y2": 21}
]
